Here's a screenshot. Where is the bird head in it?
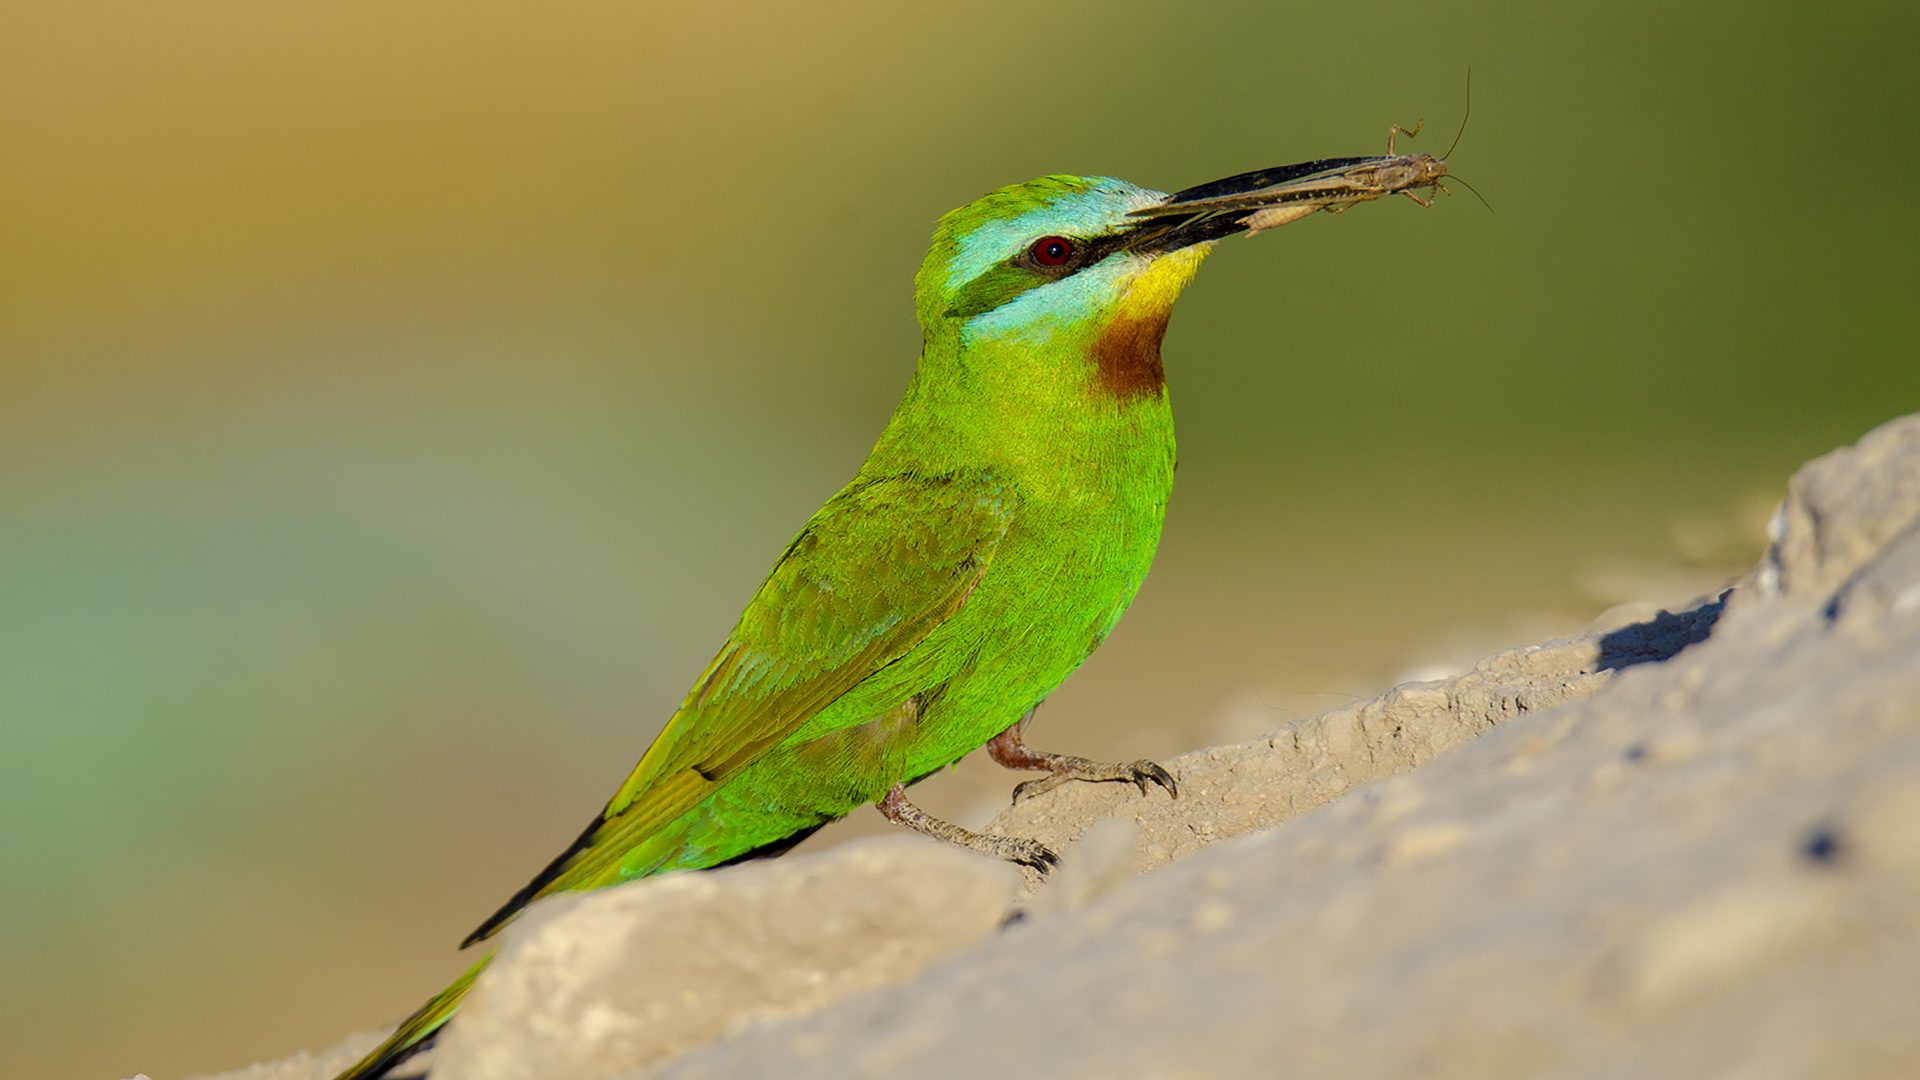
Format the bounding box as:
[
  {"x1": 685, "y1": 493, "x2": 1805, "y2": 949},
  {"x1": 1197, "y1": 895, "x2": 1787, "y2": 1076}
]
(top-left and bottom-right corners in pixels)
[{"x1": 910, "y1": 163, "x2": 1357, "y2": 403}]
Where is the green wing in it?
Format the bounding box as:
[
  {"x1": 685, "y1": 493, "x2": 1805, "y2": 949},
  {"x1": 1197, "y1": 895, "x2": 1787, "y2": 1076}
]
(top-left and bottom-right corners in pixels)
[{"x1": 465, "y1": 470, "x2": 1013, "y2": 944}]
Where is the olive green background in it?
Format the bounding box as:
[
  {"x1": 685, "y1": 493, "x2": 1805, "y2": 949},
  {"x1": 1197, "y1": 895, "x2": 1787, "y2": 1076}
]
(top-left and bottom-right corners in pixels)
[{"x1": 3, "y1": 2, "x2": 1914, "y2": 1076}]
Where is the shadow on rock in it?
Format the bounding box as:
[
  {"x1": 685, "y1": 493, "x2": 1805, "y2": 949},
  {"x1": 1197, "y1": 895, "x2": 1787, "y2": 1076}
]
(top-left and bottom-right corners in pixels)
[{"x1": 1596, "y1": 594, "x2": 1726, "y2": 672}]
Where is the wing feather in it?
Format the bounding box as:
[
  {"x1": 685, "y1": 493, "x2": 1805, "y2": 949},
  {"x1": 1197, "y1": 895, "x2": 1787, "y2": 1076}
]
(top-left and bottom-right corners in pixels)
[{"x1": 464, "y1": 470, "x2": 1012, "y2": 943}]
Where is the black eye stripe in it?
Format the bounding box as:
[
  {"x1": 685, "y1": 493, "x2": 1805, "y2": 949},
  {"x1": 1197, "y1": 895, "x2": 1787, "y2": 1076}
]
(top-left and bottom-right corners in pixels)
[{"x1": 945, "y1": 228, "x2": 1144, "y2": 319}]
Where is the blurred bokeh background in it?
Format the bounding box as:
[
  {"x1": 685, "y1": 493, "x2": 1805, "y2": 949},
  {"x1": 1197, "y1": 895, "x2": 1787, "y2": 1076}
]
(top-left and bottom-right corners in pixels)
[{"x1": 2, "y1": 1, "x2": 1915, "y2": 1076}]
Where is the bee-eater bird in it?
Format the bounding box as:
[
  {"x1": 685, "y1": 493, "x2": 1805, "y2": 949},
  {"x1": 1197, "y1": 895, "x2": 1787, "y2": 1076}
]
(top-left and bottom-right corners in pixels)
[{"x1": 335, "y1": 154, "x2": 1400, "y2": 1080}]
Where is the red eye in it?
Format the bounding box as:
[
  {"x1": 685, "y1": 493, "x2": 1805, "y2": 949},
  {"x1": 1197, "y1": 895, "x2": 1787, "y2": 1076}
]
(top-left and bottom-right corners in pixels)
[{"x1": 1030, "y1": 235, "x2": 1075, "y2": 267}]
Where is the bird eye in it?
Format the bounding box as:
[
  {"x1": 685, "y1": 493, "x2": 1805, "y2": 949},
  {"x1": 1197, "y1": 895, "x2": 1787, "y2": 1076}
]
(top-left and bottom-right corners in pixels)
[{"x1": 1029, "y1": 236, "x2": 1076, "y2": 267}]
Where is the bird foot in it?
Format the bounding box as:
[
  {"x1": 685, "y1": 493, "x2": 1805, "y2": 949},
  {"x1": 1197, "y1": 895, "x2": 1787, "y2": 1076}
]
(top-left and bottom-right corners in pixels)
[
  {"x1": 877, "y1": 783, "x2": 1059, "y2": 872},
  {"x1": 1008, "y1": 756, "x2": 1178, "y2": 804},
  {"x1": 986, "y1": 724, "x2": 1179, "y2": 804}
]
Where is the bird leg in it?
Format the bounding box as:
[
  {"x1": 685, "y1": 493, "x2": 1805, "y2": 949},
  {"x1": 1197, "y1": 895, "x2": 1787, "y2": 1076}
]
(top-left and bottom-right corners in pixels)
[
  {"x1": 986, "y1": 720, "x2": 1179, "y2": 804},
  {"x1": 876, "y1": 782, "x2": 1058, "y2": 872}
]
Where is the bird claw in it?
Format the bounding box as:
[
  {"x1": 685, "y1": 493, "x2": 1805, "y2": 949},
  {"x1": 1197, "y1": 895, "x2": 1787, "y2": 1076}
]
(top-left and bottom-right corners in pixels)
[
  {"x1": 979, "y1": 833, "x2": 1060, "y2": 873},
  {"x1": 1133, "y1": 759, "x2": 1179, "y2": 798},
  {"x1": 877, "y1": 781, "x2": 1058, "y2": 873},
  {"x1": 1009, "y1": 757, "x2": 1179, "y2": 804}
]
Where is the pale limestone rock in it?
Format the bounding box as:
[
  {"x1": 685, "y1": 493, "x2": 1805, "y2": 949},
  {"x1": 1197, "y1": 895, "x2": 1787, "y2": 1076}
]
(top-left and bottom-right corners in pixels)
[
  {"x1": 427, "y1": 837, "x2": 1016, "y2": 1080},
  {"x1": 980, "y1": 594, "x2": 1719, "y2": 890},
  {"x1": 1751, "y1": 413, "x2": 1920, "y2": 601}
]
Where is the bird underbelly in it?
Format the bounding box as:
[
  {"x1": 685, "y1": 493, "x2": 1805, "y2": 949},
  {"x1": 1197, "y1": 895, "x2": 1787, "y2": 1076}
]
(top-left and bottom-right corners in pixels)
[{"x1": 893, "y1": 488, "x2": 1171, "y2": 770}]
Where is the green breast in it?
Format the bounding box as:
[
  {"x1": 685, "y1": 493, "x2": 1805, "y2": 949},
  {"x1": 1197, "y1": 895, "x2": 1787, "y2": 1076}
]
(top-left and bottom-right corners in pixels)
[{"x1": 898, "y1": 397, "x2": 1178, "y2": 773}]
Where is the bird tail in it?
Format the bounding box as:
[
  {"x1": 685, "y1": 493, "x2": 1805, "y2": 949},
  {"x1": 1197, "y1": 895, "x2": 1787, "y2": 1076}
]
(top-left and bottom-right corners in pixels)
[{"x1": 331, "y1": 953, "x2": 491, "y2": 1080}]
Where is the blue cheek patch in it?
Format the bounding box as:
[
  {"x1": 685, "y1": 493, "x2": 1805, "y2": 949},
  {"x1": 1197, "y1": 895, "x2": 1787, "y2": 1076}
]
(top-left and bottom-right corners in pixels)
[{"x1": 963, "y1": 257, "x2": 1140, "y2": 347}]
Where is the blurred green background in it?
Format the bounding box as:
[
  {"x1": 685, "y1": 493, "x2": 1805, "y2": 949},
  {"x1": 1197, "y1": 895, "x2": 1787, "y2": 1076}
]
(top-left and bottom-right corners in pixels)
[{"x1": 2, "y1": 1, "x2": 1915, "y2": 1076}]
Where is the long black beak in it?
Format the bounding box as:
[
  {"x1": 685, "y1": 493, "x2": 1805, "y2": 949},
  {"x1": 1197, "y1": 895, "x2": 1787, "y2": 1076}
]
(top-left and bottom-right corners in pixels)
[{"x1": 1120, "y1": 156, "x2": 1382, "y2": 253}]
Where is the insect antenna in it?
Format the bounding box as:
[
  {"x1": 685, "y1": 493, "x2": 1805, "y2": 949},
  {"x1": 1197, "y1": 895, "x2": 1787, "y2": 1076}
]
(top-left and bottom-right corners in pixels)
[
  {"x1": 1442, "y1": 68, "x2": 1473, "y2": 161},
  {"x1": 1449, "y1": 173, "x2": 1495, "y2": 214}
]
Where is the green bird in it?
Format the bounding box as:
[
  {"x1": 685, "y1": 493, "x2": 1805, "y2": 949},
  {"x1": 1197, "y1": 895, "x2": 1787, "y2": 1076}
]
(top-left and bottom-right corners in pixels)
[{"x1": 336, "y1": 154, "x2": 1395, "y2": 1080}]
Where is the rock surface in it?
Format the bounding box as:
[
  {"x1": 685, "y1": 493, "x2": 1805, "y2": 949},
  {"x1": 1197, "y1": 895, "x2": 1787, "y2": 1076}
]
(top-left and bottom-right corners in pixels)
[
  {"x1": 430, "y1": 839, "x2": 1016, "y2": 1080},
  {"x1": 202, "y1": 414, "x2": 1920, "y2": 1080},
  {"x1": 984, "y1": 598, "x2": 1722, "y2": 898}
]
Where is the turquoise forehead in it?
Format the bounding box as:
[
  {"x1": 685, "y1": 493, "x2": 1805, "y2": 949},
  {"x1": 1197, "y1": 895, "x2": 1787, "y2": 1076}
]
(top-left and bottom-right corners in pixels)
[{"x1": 941, "y1": 175, "x2": 1166, "y2": 285}]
